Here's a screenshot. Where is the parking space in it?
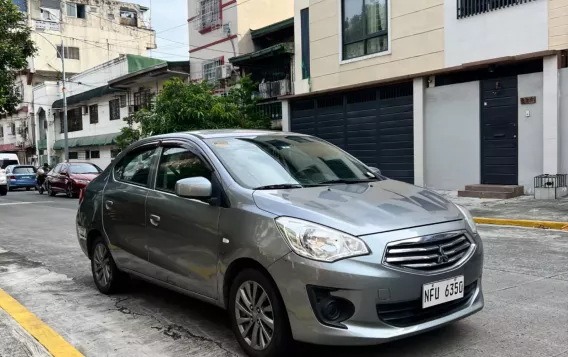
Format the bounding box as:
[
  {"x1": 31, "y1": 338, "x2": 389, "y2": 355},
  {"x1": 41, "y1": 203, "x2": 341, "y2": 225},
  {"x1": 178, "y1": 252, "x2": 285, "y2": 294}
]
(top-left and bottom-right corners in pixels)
[{"x1": 0, "y1": 192, "x2": 567, "y2": 356}]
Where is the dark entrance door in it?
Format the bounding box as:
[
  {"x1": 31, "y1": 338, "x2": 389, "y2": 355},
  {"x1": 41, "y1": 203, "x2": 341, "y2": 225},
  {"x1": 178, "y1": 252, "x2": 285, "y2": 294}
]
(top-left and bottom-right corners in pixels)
[{"x1": 480, "y1": 77, "x2": 518, "y2": 185}]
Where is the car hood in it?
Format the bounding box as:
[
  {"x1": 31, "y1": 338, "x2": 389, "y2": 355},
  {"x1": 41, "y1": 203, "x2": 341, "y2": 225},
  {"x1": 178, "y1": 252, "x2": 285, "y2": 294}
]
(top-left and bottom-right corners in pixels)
[
  {"x1": 70, "y1": 173, "x2": 99, "y2": 181},
  {"x1": 252, "y1": 179, "x2": 462, "y2": 236}
]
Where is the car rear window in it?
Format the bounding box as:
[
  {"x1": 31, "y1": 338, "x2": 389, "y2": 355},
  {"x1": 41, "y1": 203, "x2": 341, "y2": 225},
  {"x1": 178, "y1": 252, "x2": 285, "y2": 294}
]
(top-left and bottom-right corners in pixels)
[
  {"x1": 0, "y1": 160, "x2": 19, "y2": 169},
  {"x1": 13, "y1": 167, "x2": 36, "y2": 174}
]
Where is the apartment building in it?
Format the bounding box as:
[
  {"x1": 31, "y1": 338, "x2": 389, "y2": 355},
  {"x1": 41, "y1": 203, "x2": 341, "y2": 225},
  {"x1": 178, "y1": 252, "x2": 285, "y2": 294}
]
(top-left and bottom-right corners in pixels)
[
  {"x1": 34, "y1": 55, "x2": 189, "y2": 168},
  {"x1": 285, "y1": 0, "x2": 568, "y2": 193},
  {"x1": 1, "y1": 0, "x2": 156, "y2": 164}
]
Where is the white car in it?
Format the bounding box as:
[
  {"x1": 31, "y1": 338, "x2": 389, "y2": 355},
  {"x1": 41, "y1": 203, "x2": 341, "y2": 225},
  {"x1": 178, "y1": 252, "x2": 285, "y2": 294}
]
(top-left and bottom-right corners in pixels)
[{"x1": 0, "y1": 169, "x2": 7, "y2": 196}]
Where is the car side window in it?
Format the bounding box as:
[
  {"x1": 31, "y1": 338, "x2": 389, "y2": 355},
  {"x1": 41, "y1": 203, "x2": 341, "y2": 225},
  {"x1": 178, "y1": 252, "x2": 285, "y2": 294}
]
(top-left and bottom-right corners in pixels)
[
  {"x1": 53, "y1": 164, "x2": 62, "y2": 174},
  {"x1": 114, "y1": 147, "x2": 158, "y2": 187},
  {"x1": 155, "y1": 147, "x2": 211, "y2": 193}
]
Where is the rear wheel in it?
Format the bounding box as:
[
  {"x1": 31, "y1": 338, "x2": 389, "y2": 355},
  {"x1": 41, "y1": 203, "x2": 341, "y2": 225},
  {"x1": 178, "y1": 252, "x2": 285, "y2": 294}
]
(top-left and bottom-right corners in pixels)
[
  {"x1": 229, "y1": 269, "x2": 292, "y2": 357},
  {"x1": 91, "y1": 237, "x2": 128, "y2": 294},
  {"x1": 48, "y1": 183, "x2": 55, "y2": 196},
  {"x1": 26, "y1": 187, "x2": 31, "y2": 191}
]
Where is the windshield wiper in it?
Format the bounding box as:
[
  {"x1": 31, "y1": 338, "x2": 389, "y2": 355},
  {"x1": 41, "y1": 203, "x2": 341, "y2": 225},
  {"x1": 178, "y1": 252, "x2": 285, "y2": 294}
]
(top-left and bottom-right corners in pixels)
[
  {"x1": 316, "y1": 178, "x2": 378, "y2": 185},
  {"x1": 254, "y1": 184, "x2": 303, "y2": 190}
]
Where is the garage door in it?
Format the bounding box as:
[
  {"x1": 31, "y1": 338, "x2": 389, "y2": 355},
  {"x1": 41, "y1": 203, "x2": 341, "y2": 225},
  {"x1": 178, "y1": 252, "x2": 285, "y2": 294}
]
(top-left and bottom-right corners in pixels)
[{"x1": 290, "y1": 83, "x2": 414, "y2": 184}]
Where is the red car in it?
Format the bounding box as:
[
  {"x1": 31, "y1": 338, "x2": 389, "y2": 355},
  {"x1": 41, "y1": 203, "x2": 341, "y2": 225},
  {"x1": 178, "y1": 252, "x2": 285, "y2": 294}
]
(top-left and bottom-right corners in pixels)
[{"x1": 46, "y1": 162, "x2": 102, "y2": 198}]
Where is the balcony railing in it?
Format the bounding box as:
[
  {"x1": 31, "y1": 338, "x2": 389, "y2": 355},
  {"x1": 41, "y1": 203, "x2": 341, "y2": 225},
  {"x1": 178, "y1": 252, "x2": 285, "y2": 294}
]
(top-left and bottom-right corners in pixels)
[{"x1": 457, "y1": 0, "x2": 535, "y2": 19}]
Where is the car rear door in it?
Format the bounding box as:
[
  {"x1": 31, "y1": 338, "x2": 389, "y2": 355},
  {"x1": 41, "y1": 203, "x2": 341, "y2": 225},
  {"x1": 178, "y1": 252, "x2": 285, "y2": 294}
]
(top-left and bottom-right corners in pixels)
[
  {"x1": 145, "y1": 142, "x2": 222, "y2": 298},
  {"x1": 102, "y1": 143, "x2": 159, "y2": 275},
  {"x1": 12, "y1": 166, "x2": 36, "y2": 187}
]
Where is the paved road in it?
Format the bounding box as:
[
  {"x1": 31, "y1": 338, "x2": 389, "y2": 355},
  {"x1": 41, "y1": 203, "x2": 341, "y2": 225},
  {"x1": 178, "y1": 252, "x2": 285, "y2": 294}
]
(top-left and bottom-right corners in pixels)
[{"x1": 0, "y1": 191, "x2": 567, "y2": 357}]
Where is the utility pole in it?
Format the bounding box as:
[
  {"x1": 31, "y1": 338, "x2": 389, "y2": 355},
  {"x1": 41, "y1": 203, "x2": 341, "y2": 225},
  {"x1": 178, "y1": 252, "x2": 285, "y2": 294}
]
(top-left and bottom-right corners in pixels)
[{"x1": 61, "y1": 38, "x2": 69, "y2": 163}]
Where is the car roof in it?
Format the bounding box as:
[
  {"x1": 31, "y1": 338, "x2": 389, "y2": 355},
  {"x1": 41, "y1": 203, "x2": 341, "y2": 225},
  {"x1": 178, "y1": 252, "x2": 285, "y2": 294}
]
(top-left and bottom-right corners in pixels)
[{"x1": 152, "y1": 129, "x2": 310, "y2": 140}]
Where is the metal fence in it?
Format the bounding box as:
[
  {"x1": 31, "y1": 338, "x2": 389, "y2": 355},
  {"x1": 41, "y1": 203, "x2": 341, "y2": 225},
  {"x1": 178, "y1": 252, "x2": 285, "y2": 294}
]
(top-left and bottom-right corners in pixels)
[{"x1": 457, "y1": 0, "x2": 535, "y2": 19}]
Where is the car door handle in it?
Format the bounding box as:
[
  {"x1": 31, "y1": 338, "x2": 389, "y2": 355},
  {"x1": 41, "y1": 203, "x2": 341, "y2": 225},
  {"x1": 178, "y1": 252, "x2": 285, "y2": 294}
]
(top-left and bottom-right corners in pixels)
[
  {"x1": 105, "y1": 200, "x2": 114, "y2": 210},
  {"x1": 150, "y1": 214, "x2": 161, "y2": 227}
]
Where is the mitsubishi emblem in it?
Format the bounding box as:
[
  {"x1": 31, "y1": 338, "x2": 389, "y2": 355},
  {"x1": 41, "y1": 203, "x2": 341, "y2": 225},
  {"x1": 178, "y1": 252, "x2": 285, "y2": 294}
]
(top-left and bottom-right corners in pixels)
[{"x1": 437, "y1": 246, "x2": 449, "y2": 264}]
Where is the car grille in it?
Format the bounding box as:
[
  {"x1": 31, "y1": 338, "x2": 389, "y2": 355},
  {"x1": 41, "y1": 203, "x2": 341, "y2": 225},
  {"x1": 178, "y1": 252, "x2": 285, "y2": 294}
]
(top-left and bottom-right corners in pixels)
[
  {"x1": 383, "y1": 231, "x2": 474, "y2": 272},
  {"x1": 377, "y1": 281, "x2": 478, "y2": 328}
]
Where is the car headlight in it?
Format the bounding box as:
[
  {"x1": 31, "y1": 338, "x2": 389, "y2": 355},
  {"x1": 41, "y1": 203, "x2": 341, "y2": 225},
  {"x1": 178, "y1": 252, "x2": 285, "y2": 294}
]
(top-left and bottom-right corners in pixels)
[
  {"x1": 455, "y1": 204, "x2": 477, "y2": 234},
  {"x1": 275, "y1": 217, "x2": 370, "y2": 262}
]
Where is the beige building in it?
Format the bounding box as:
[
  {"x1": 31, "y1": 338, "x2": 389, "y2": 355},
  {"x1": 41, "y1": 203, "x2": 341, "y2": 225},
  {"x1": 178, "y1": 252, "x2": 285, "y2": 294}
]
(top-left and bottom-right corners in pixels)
[
  {"x1": 1, "y1": 0, "x2": 156, "y2": 164},
  {"x1": 285, "y1": 0, "x2": 568, "y2": 195},
  {"x1": 187, "y1": 0, "x2": 294, "y2": 85}
]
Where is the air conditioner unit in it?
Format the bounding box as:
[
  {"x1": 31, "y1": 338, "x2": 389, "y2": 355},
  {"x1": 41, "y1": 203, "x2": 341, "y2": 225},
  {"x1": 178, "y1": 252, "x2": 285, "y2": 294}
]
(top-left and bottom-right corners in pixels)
[
  {"x1": 82, "y1": 105, "x2": 89, "y2": 115},
  {"x1": 215, "y1": 64, "x2": 231, "y2": 80},
  {"x1": 128, "y1": 105, "x2": 135, "y2": 114}
]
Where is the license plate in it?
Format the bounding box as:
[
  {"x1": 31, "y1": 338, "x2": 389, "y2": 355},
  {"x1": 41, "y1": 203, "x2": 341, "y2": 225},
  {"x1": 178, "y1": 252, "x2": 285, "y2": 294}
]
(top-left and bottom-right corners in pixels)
[{"x1": 422, "y1": 276, "x2": 464, "y2": 309}]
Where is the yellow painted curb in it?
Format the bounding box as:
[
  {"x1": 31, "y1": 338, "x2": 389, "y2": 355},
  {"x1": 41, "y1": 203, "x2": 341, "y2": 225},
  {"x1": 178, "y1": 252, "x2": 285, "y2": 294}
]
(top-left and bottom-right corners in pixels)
[
  {"x1": 474, "y1": 217, "x2": 568, "y2": 231},
  {"x1": 0, "y1": 288, "x2": 84, "y2": 357}
]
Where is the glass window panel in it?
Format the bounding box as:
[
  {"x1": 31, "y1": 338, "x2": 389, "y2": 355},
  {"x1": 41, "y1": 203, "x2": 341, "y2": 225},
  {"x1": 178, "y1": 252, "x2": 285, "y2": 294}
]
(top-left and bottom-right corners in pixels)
[
  {"x1": 343, "y1": 42, "x2": 365, "y2": 60},
  {"x1": 343, "y1": 0, "x2": 364, "y2": 43},
  {"x1": 366, "y1": 35, "x2": 388, "y2": 54},
  {"x1": 364, "y1": 0, "x2": 387, "y2": 34}
]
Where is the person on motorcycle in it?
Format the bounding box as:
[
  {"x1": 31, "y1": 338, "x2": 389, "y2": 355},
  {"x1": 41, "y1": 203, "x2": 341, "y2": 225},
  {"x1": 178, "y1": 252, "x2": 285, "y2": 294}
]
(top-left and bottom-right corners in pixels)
[{"x1": 37, "y1": 163, "x2": 49, "y2": 187}]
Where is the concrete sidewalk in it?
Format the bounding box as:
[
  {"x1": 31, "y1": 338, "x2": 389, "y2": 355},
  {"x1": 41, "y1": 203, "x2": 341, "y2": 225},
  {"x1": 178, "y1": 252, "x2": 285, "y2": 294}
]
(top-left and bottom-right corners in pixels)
[{"x1": 438, "y1": 190, "x2": 568, "y2": 224}]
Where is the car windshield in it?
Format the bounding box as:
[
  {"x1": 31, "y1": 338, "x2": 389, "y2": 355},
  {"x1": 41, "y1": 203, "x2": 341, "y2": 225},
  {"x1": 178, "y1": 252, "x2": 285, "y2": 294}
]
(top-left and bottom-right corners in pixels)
[
  {"x1": 205, "y1": 135, "x2": 381, "y2": 189},
  {"x1": 0, "y1": 160, "x2": 19, "y2": 169},
  {"x1": 69, "y1": 164, "x2": 101, "y2": 174},
  {"x1": 13, "y1": 167, "x2": 36, "y2": 174}
]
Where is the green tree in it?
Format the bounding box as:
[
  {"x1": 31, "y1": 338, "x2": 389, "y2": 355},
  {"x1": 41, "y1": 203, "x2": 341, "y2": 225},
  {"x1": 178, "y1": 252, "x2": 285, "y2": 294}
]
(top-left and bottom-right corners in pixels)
[
  {"x1": 116, "y1": 75, "x2": 271, "y2": 148},
  {"x1": 0, "y1": 0, "x2": 37, "y2": 112}
]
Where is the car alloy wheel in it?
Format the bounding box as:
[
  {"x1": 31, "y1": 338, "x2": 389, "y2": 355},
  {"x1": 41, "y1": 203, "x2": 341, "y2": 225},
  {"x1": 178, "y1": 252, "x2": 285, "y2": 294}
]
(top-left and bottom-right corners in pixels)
[
  {"x1": 48, "y1": 183, "x2": 55, "y2": 196},
  {"x1": 235, "y1": 281, "x2": 275, "y2": 351},
  {"x1": 93, "y1": 243, "x2": 112, "y2": 288},
  {"x1": 66, "y1": 184, "x2": 73, "y2": 198}
]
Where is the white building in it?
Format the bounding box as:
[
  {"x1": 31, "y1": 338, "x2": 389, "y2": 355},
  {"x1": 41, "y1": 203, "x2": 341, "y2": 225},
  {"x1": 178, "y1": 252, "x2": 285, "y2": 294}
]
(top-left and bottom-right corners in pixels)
[
  {"x1": 34, "y1": 55, "x2": 189, "y2": 169},
  {"x1": 283, "y1": 0, "x2": 568, "y2": 195},
  {"x1": 1, "y1": 0, "x2": 156, "y2": 164}
]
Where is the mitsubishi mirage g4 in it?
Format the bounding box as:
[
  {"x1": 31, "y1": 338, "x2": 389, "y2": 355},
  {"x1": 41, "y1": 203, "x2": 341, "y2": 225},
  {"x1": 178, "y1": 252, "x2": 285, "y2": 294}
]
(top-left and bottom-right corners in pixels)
[{"x1": 76, "y1": 130, "x2": 484, "y2": 357}]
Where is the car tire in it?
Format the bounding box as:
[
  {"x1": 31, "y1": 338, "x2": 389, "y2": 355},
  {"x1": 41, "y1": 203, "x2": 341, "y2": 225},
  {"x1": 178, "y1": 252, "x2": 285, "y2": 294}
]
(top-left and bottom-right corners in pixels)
[
  {"x1": 26, "y1": 187, "x2": 31, "y2": 191},
  {"x1": 229, "y1": 268, "x2": 293, "y2": 357},
  {"x1": 90, "y1": 237, "x2": 128, "y2": 294},
  {"x1": 66, "y1": 184, "x2": 73, "y2": 198},
  {"x1": 0, "y1": 186, "x2": 7, "y2": 196},
  {"x1": 48, "y1": 183, "x2": 55, "y2": 197}
]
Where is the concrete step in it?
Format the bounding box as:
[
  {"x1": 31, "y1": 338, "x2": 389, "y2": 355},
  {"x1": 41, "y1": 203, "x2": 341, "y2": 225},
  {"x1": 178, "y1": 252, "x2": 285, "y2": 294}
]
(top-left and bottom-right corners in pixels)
[
  {"x1": 464, "y1": 184, "x2": 524, "y2": 195},
  {"x1": 458, "y1": 190, "x2": 517, "y2": 199}
]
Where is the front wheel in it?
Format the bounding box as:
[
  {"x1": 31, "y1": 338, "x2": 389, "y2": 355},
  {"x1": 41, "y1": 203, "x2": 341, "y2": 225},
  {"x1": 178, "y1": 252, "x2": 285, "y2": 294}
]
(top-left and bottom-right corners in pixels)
[
  {"x1": 91, "y1": 237, "x2": 128, "y2": 294},
  {"x1": 48, "y1": 183, "x2": 56, "y2": 197},
  {"x1": 229, "y1": 269, "x2": 292, "y2": 357}
]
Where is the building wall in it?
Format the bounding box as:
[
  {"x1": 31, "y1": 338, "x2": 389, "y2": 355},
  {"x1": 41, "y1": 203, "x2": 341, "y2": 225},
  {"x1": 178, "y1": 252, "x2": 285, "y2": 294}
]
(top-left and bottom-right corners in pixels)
[
  {"x1": 549, "y1": 0, "x2": 568, "y2": 50},
  {"x1": 68, "y1": 145, "x2": 117, "y2": 169},
  {"x1": 64, "y1": 57, "x2": 129, "y2": 97},
  {"x1": 30, "y1": 0, "x2": 155, "y2": 76},
  {"x1": 308, "y1": 0, "x2": 445, "y2": 92},
  {"x1": 424, "y1": 81, "x2": 480, "y2": 190},
  {"x1": 444, "y1": 0, "x2": 548, "y2": 67},
  {"x1": 560, "y1": 68, "x2": 568, "y2": 174},
  {"x1": 518, "y1": 73, "x2": 544, "y2": 193},
  {"x1": 236, "y1": 0, "x2": 294, "y2": 55}
]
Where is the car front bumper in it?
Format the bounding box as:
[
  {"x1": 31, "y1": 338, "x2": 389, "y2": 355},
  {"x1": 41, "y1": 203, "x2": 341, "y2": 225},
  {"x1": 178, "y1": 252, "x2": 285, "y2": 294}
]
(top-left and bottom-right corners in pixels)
[{"x1": 267, "y1": 221, "x2": 484, "y2": 346}]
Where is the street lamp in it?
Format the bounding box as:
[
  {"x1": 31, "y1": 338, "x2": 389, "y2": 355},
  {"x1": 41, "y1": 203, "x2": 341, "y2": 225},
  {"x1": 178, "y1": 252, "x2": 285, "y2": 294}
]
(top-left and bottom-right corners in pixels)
[{"x1": 32, "y1": 31, "x2": 69, "y2": 163}]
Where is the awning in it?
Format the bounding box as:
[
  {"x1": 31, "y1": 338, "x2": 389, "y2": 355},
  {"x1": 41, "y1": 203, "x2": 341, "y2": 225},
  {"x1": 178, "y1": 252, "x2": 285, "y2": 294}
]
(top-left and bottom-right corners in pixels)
[
  {"x1": 52, "y1": 86, "x2": 124, "y2": 109},
  {"x1": 53, "y1": 132, "x2": 121, "y2": 150},
  {"x1": 229, "y1": 43, "x2": 294, "y2": 65},
  {"x1": 251, "y1": 17, "x2": 293, "y2": 40},
  {"x1": 0, "y1": 144, "x2": 21, "y2": 152}
]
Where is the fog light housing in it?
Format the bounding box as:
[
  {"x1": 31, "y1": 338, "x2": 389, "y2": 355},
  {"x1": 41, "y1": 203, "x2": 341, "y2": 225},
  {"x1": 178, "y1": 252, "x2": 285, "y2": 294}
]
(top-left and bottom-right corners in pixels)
[{"x1": 307, "y1": 285, "x2": 355, "y2": 329}]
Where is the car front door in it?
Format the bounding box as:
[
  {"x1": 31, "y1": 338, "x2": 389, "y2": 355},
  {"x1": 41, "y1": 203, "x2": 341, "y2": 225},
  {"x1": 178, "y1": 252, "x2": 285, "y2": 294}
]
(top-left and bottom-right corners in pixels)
[
  {"x1": 56, "y1": 164, "x2": 70, "y2": 192},
  {"x1": 102, "y1": 144, "x2": 159, "y2": 275},
  {"x1": 48, "y1": 164, "x2": 62, "y2": 191},
  {"x1": 146, "y1": 143, "x2": 221, "y2": 298}
]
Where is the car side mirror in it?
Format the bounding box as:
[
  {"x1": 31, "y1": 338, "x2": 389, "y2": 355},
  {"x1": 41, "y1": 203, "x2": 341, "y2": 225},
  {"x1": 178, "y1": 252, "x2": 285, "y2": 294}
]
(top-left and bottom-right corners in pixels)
[
  {"x1": 175, "y1": 177, "x2": 212, "y2": 199},
  {"x1": 369, "y1": 167, "x2": 381, "y2": 175}
]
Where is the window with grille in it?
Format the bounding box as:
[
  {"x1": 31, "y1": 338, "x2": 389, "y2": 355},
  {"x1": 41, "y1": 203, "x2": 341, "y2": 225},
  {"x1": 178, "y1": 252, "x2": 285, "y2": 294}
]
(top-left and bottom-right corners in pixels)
[
  {"x1": 56, "y1": 46, "x2": 80, "y2": 60},
  {"x1": 66, "y1": 3, "x2": 86, "y2": 18},
  {"x1": 69, "y1": 152, "x2": 79, "y2": 160},
  {"x1": 89, "y1": 104, "x2": 98, "y2": 124},
  {"x1": 0, "y1": 127, "x2": 3, "y2": 137},
  {"x1": 457, "y1": 0, "x2": 535, "y2": 18},
  {"x1": 342, "y1": 0, "x2": 389, "y2": 60},
  {"x1": 119, "y1": 95, "x2": 127, "y2": 108},
  {"x1": 60, "y1": 108, "x2": 83, "y2": 133},
  {"x1": 203, "y1": 58, "x2": 223, "y2": 83},
  {"x1": 198, "y1": 0, "x2": 220, "y2": 30},
  {"x1": 90, "y1": 150, "x2": 101, "y2": 159},
  {"x1": 133, "y1": 90, "x2": 153, "y2": 111},
  {"x1": 109, "y1": 99, "x2": 120, "y2": 120}
]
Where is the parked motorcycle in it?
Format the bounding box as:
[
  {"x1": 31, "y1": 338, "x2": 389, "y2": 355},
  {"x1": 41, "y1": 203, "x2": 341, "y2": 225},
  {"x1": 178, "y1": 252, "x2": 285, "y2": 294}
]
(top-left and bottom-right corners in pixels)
[{"x1": 36, "y1": 168, "x2": 48, "y2": 195}]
